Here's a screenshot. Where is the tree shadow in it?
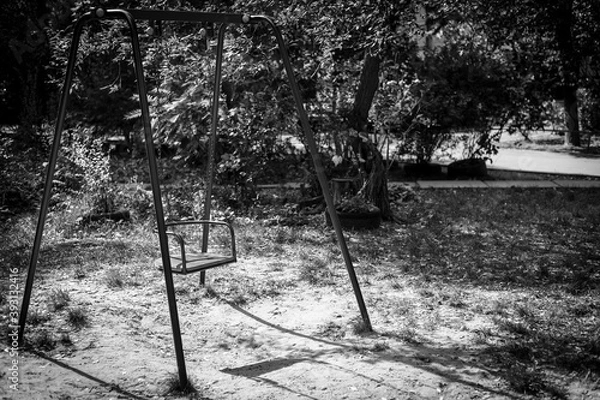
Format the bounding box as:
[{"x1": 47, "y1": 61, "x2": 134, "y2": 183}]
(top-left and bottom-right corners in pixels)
[{"x1": 367, "y1": 188, "x2": 600, "y2": 292}]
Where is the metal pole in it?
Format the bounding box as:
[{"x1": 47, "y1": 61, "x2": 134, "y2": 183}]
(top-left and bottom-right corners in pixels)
[
  {"x1": 256, "y1": 17, "x2": 372, "y2": 331},
  {"x1": 200, "y1": 24, "x2": 227, "y2": 286},
  {"x1": 112, "y1": 9, "x2": 188, "y2": 387},
  {"x1": 18, "y1": 13, "x2": 93, "y2": 346}
]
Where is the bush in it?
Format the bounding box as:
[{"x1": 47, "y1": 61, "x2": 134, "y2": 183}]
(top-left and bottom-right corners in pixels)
[
  {"x1": 55, "y1": 133, "x2": 117, "y2": 214},
  {"x1": 386, "y1": 26, "x2": 522, "y2": 163},
  {"x1": 580, "y1": 89, "x2": 600, "y2": 138}
]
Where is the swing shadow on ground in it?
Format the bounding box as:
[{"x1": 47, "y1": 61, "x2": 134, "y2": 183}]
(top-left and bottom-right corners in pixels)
[{"x1": 223, "y1": 300, "x2": 521, "y2": 400}]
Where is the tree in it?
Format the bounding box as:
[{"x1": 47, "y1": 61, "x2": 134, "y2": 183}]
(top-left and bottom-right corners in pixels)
[
  {"x1": 467, "y1": 0, "x2": 600, "y2": 147},
  {"x1": 292, "y1": 0, "x2": 414, "y2": 220},
  {"x1": 205, "y1": 0, "x2": 415, "y2": 220}
]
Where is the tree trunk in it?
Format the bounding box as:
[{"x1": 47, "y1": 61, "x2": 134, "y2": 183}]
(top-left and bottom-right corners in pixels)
[
  {"x1": 555, "y1": 0, "x2": 581, "y2": 147},
  {"x1": 563, "y1": 86, "x2": 581, "y2": 147},
  {"x1": 346, "y1": 55, "x2": 393, "y2": 221},
  {"x1": 355, "y1": 139, "x2": 392, "y2": 220},
  {"x1": 349, "y1": 55, "x2": 380, "y2": 131}
]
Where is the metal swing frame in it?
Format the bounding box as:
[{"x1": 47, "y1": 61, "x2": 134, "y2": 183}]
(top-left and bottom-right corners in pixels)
[{"x1": 18, "y1": 7, "x2": 371, "y2": 388}]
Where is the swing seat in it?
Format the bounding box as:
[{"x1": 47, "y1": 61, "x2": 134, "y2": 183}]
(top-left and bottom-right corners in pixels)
[{"x1": 154, "y1": 220, "x2": 236, "y2": 275}]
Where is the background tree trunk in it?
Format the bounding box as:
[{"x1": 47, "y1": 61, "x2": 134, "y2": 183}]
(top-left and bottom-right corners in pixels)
[
  {"x1": 349, "y1": 55, "x2": 380, "y2": 131},
  {"x1": 345, "y1": 55, "x2": 393, "y2": 221},
  {"x1": 563, "y1": 86, "x2": 581, "y2": 147},
  {"x1": 556, "y1": 0, "x2": 581, "y2": 147},
  {"x1": 355, "y1": 138, "x2": 392, "y2": 220}
]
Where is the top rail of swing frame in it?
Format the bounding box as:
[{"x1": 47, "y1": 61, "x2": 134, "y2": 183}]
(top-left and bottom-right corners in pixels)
[{"x1": 90, "y1": 7, "x2": 268, "y2": 25}]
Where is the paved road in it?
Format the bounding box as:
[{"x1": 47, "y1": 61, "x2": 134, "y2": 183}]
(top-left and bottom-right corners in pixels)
[
  {"x1": 488, "y1": 148, "x2": 600, "y2": 177},
  {"x1": 284, "y1": 133, "x2": 600, "y2": 177}
]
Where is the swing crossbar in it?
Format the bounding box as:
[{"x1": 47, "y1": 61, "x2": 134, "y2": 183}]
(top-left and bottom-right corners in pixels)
[
  {"x1": 125, "y1": 9, "x2": 254, "y2": 24},
  {"x1": 155, "y1": 220, "x2": 236, "y2": 275}
]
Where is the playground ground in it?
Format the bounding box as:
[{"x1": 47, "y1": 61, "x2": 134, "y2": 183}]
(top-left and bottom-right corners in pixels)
[
  {"x1": 2, "y1": 133, "x2": 600, "y2": 400},
  {"x1": 3, "y1": 175, "x2": 599, "y2": 400}
]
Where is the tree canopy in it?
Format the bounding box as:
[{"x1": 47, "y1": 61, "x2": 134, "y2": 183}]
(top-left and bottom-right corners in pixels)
[
  {"x1": 465, "y1": 0, "x2": 600, "y2": 145},
  {"x1": 2, "y1": 0, "x2": 600, "y2": 214}
]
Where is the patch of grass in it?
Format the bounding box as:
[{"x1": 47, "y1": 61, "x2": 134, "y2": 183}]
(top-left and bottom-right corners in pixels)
[
  {"x1": 229, "y1": 292, "x2": 248, "y2": 306},
  {"x1": 391, "y1": 297, "x2": 415, "y2": 317},
  {"x1": 370, "y1": 341, "x2": 390, "y2": 352},
  {"x1": 441, "y1": 289, "x2": 468, "y2": 308},
  {"x1": 502, "y1": 364, "x2": 567, "y2": 398},
  {"x1": 202, "y1": 283, "x2": 219, "y2": 299},
  {"x1": 489, "y1": 299, "x2": 512, "y2": 318},
  {"x1": 163, "y1": 372, "x2": 198, "y2": 397},
  {"x1": 255, "y1": 278, "x2": 296, "y2": 299},
  {"x1": 271, "y1": 226, "x2": 299, "y2": 245},
  {"x1": 567, "y1": 266, "x2": 597, "y2": 295},
  {"x1": 105, "y1": 268, "x2": 125, "y2": 288},
  {"x1": 59, "y1": 332, "x2": 73, "y2": 346},
  {"x1": 175, "y1": 285, "x2": 190, "y2": 295},
  {"x1": 396, "y1": 325, "x2": 420, "y2": 344},
  {"x1": 317, "y1": 321, "x2": 345, "y2": 340},
  {"x1": 26, "y1": 309, "x2": 51, "y2": 326},
  {"x1": 235, "y1": 333, "x2": 262, "y2": 349},
  {"x1": 496, "y1": 319, "x2": 532, "y2": 337},
  {"x1": 473, "y1": 327, "x2": 494, "y2": 345},
  {"x1": 29, "y1": 330, "x2": 56, "y2": 351},
  {"x1": 351, "y1": 319, "x2": 373, "y2": 336},
  {"x1": 504, "y1": 341, "x2": 534, "y2": 361},
  {"x1": 268, "y1": 260, "x2": 286, "y2": 272},
  {"x1": 66, "y1": 307, "x2": 88, "y2": 329},
  {"x1": 298, "y1": 253, "x2": 335, "y2": 286},
  {"x1": 48, "y1": 288, "x2": 71, "y2": 311},
  {"x1": 216, "y1": 341, "x2": 230, "y2": 350},
  {"x1": 72, "y1": 264, "x2": 87, "y2": 279}
]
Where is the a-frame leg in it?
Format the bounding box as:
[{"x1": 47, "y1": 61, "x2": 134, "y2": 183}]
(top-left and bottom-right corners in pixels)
[
  {"x1": 258, "y1": 17, "x2": 372, "y2": 331},
  {"x1": 201, "y1": 17, "x2": 371, "y2": 330},
  {"x1": 17, "y1": 13, "x2": 91, "y2": 348},
  {"x1": 120, "y1": 10, "x2": 189, "y2": 388}
]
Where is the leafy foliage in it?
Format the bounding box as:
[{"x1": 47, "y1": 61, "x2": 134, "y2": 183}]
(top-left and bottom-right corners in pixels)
[
  {"x1": 335, "y1": 195, "x2": 379, "y2": 214},
  {"x1": 467, "y1": 0, "x2": 600, "y2": 146},
  {"x1": 4, "y1": 0, "x2": 600, "y2": 216}
]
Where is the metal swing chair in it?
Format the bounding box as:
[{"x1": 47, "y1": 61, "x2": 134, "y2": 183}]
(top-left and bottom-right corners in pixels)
[
  {"x1": 149, "y1": 15, "x2": 238, "y2": 280},
  {"x1": 18, "y1": 7, "x2": 371, "y2": 388}
]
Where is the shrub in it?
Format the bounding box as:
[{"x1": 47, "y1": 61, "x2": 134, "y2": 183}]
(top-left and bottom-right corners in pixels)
[
  {"x1": 56, "y1": 134, "x2": 117, "y2": 214},
  {"x1": 386, "y1": 26, "x2": 523, "y2": 163}
]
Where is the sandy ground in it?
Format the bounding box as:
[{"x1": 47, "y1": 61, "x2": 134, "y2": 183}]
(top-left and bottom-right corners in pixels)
[{"x1": 2, "y1": 254, "x2": 598, "y2": 400}]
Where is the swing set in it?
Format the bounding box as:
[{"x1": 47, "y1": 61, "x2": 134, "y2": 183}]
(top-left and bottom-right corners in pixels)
[{"x1": 18, "y1": 7, "x2": 371, "y2": 388}]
